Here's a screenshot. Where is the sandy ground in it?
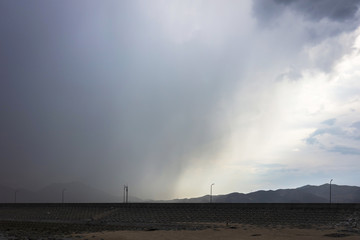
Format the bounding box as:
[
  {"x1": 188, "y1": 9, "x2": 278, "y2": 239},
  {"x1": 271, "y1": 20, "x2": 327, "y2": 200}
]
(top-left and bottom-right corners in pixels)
[{"x1": 73, "y1": 224, "x2": 360, "y2": 240}]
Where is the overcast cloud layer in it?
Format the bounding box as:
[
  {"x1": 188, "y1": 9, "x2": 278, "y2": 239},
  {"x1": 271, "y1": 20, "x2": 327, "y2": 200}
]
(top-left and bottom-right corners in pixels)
[{"x1": 1, "y1": 0, "x2": 360, "y2": 200}]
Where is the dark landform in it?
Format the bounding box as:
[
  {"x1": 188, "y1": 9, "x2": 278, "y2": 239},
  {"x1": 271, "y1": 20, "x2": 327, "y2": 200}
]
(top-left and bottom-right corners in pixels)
[
  {"x1": 169, "y1": 184, "x2": 360, "y2": 203},
  {"x1": 1, "y1": 182, "x2": 360, "y2": 203},
  {"x1": 1, "y1": 183, "x2": 360, "y2": 238}
]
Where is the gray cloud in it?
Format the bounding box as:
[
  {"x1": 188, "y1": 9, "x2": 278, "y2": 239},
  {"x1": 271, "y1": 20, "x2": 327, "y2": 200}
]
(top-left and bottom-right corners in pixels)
[
  {"x1": 305, "y1": 127, "x2": 343, "y2": 145},
  {"x1": 275, "y1": 0, "x2": 360, "y2": 22},
  {"x1": 253, "y1": 0, "x2": 360, "y2": 23},
  {"x1": 256, "y1": 163, "x2": 299, "y2": 174},
  {"x1": 322, "y1": 118, "x2": 336, "y2": 126},
  {"x1": 253, "y1": 0, "x2": 360, "y2": 47},
  {"x1": 252, "y1": 0, "x2": 360, "y2": 72},
  {"x1": 329, "y1": 145, "x2": 360, "y2": 155},
  {"x1": 350, "y1": 121, "x2": 360, "y2": 140},
  {"x1": 305, "y1": 120, "x2": 360, "y2": 146},
  {"x1": 276, "y1": 68, "x2": 303, "y2": 82},
  {"x1": 305, "y1": 119, "x2": 360, "y2": 156},
  {"x1": 351, "y1": 121, "x2": 360, "y2": 129}
]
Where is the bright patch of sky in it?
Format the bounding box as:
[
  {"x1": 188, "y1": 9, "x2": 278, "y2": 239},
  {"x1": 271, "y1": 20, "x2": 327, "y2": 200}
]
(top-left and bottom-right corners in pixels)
[{"x1": 174, "y1": 1, "x2": 360, "y2": 198}]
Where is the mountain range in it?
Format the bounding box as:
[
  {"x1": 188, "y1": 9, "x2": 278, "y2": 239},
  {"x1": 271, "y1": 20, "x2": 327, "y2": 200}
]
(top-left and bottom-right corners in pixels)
[
  {"x1": 169, "y1": 184, "x2": 360, "y2": 203},
  {"x1": 1, "y1": 182, "x2": 359, "y2": 203},
  {"x1": 0, "y1": 181, "x2": 140, "y2": 203}
]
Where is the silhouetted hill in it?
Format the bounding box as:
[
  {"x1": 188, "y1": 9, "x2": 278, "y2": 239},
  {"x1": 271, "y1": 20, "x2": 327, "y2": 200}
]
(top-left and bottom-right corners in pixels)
[
  {"x1": 167, "y1": 184, "x2": 360, "y2": 203},
  {"x1": 0, "y1": 182, "x2": 141, "y2": 203},
  {"x1": 35, "y1": 182, "x2": 121, "y2": 203},
  {"x1": 298, "y1": 184, "x2": 360, "y2": 203},
  {"x1": 2, "y1": 183, "x2": 359, "y2": 203}
]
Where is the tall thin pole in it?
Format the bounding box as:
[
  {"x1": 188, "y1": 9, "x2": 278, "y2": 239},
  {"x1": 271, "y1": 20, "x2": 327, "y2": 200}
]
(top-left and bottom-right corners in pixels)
[
  {"x1": 62, "y1": 188, "x2": 66, "y2": 204},
  {"x1": 210, "y1": 183, "x2": 215, "y2": 203},
  {"x1": 126, "y1": 185, "x2": 128, "y2": 203},
  {"x1": 330, "y1": 179, "x2": 333, "y2": 204},
  {"x1": 124, "y1": 185, "x2": 128, "y2": 203}
]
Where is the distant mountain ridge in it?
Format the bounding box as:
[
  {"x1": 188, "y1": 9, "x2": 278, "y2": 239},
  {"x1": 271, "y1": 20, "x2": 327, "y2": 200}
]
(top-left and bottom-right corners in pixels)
[
  {"x1": 0, "y1": 181, "x2": 141, "y2": 203},
  {"x1": 167, "y1": 184, "x2": 360, "y2": 203},
  {"x1": 1, "y1": 183, "x2": 359, "y2": 203}
]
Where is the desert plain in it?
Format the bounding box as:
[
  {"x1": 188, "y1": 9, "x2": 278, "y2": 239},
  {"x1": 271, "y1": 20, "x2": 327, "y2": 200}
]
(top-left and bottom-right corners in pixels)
[{"x1": 76, "y1": 224, "x2": 359, "y2": 240}]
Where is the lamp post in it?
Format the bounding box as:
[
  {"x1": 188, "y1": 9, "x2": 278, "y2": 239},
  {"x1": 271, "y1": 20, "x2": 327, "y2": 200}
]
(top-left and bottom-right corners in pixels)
[
  {"x1": 123, "y1": 185, "x2": 128, "y2": 203},
  {"x1": 210, "y1": 183, "x2": 215, "y2": 203},
  {"x1": 62, "y1": 188, "x2": 66, "y2": 204},
  {"x1": 330, "y1": 179, "x2": 333, "y2": 204},
  {"x1": 126, "y1": 185, "x2": 128, "y2": 203}
]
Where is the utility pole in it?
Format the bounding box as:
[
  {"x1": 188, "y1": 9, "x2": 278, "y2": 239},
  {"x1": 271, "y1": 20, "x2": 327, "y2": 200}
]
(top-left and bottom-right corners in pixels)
[
  {"x1": 126, "y1": 185, "x2": 128, "y2": 203},
  {"x1": 123, "y1": 185, "x2": 128, "y2": 203},
  {"x1": 62, "y1": 188, "x2": 66, "y2": 204},
  {"x1": 210, "y1": 183, "x2": 215, "y2": 203},
  {"x1": 330, "y1": 179, "x2": 333, "y2": 204}
]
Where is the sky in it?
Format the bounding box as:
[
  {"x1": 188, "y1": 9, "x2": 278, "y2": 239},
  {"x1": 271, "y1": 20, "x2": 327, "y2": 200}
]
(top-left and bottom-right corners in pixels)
[{"x1": 1, "y1": 0, "x2": 360, "y2": 200}]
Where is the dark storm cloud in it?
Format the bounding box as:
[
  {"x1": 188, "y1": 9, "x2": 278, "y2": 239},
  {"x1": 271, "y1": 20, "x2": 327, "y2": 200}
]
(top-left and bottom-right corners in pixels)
[
  {"x1": 253, "y1": 0, "x2": 360, "y2": 40},
  {"x1": 0, "y1": 0, "x2": 135, "y2": 191},
  {"x1": 252, "y1": 0, "x2": 360, "y2": 72},
  {"x1": 2, "y1": 0, "x2": 360, "y2": 200},
  {"x1": 253, "y1": 0, "x2": 360, "y2": 22},
  {"x1": 0, "y1": 0, "x2": 239, "y2": 199},
  {"x1": 275, "y1": 0, "x2": 360, "y2": 21}
]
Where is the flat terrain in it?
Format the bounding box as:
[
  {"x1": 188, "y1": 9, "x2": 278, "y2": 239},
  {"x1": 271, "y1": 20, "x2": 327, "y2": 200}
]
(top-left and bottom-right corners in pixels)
[
  {"x1": 1, "y1": 223, "x2": 360, "y2": 240},
  {"x1": 76, "y1": 224, "x2": 360, "y2": 240},
  {"x1": 77, "y1": 227, "x2": 360, "y2": 240},
  {"x1": 0, "y1": 203, "x2": 359, "y2": 239}
]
